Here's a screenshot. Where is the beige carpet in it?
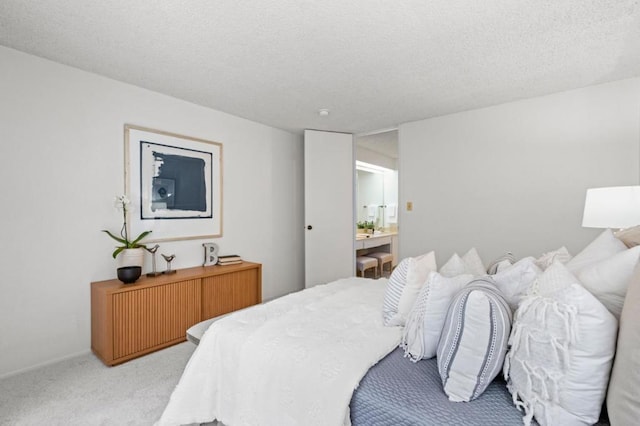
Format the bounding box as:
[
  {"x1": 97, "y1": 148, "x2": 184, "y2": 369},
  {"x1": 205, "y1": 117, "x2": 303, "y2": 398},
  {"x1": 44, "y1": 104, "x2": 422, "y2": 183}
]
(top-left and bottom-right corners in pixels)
[{"x1": 0, "y1": 342, "x2": 196, "y2": 426}]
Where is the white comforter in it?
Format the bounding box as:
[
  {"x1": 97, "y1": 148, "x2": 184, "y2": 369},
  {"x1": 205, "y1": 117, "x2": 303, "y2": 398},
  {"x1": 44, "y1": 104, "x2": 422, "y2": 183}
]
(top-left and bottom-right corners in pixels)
[{"x1": 157, "y1": 277, "x2": 402, "y2": 426}]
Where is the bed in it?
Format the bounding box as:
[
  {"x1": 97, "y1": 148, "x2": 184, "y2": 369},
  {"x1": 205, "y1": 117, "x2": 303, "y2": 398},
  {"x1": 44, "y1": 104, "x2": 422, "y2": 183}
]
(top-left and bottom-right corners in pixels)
[
  {"x1": 158, "y1": 242, "x2": 638, "y2": 426},
  {"x1": 158, "y1": 276, "x2": 528, "y2": 426}
]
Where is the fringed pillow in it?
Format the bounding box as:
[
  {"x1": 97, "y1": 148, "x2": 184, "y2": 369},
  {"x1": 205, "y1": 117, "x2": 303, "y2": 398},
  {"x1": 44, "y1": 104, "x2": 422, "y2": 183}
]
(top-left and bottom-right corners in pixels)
[
  {"x1": 382, "y1": 252, "x2": 437, "y2": 326},
  {"x1": 400, "y1": 271, "x2": 473, "y2": 361},
  {"x1": 504, "y1": 261, "x2": 617, "y2": 426},
  {"x1": 534, "y1": 246, "x2": 572, "y2": 270}
]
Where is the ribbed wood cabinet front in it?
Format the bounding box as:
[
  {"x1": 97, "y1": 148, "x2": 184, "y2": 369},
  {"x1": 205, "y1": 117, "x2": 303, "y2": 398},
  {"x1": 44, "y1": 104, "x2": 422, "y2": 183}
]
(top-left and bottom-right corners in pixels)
[
  {"x1": 112, "y1": 279, "x2": 200, "y2": 360},
  {"x1": 202, "y1": 268, "x2": 261, "y2": 318},
  {"x1": 91, "y1": 262, "x2": 262, "y2": 366}
]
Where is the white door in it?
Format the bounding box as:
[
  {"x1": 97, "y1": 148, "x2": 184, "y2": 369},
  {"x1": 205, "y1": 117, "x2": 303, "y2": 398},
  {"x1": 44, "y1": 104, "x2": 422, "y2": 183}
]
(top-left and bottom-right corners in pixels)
[{"x1": 304, "y1": 130, "x2": 355, "y2": 288}]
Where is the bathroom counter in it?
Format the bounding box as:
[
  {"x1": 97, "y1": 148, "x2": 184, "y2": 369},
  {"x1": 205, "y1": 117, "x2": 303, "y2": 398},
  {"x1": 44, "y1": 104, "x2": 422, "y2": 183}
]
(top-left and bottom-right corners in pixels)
[
  {"x1": 355, "y1": 232, "x2": 398, "y2": 267},
  {"x1": 355, "y1": 231, "x2": 397, "y2": 241}
]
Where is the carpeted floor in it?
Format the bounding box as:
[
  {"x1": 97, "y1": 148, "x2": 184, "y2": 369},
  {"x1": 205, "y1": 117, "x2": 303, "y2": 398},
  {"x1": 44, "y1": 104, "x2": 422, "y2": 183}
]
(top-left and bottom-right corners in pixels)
[{"x1": 0, "y1": 342, "x2": 196, "y2": 426}]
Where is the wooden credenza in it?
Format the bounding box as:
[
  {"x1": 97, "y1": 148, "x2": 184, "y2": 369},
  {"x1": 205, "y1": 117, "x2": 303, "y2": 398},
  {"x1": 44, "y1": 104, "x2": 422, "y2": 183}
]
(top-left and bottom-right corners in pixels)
[{"x1": 91, "y1": 261, "x2": 262, "y2": 366}]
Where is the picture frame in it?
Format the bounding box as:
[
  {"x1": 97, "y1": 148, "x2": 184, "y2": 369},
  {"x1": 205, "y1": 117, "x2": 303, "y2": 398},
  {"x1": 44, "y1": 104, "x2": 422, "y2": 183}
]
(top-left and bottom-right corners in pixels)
[{"x1": 124, "y1": 124, "x2": 223, "y2": 242}]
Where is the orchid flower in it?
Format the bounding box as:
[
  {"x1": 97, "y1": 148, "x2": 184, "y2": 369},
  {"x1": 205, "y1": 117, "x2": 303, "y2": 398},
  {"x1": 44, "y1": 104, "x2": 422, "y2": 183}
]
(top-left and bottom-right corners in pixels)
[{"x1": 102, "y1": 195, "x2": 152, "y2": 258}]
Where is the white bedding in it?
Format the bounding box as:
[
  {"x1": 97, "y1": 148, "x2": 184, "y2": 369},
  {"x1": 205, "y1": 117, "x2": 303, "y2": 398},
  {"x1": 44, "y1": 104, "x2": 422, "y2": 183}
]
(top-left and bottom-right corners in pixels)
[{"x1": 157, "y1": 277, "x2": 402, "y2": 426}]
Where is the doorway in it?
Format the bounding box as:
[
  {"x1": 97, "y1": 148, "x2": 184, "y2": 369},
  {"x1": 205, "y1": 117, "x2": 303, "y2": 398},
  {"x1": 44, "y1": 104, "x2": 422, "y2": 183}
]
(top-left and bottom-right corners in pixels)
[{"x1": 354, "y1": 130, "x2": 399, "y2": 278}]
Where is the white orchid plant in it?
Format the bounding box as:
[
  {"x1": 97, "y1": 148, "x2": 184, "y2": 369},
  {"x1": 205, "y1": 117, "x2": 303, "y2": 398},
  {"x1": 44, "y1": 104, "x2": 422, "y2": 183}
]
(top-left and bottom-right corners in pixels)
[{"x1": 102, "y1": 195, "x2": 152, "y2": 258}]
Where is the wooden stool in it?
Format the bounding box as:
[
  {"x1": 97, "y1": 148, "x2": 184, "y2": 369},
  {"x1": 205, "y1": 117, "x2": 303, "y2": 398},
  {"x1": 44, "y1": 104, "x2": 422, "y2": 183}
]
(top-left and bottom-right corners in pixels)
[
  {"x1": 356, "y1": 256, "x2": 378, "y2": 278},
  {"x1": 368, "y1": 252, "x2": 393, "y2": 277}
]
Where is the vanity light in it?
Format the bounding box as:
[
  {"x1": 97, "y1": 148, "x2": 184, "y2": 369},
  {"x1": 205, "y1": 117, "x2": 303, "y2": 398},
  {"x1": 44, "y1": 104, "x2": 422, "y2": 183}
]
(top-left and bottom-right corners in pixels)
[
  {"x1": 356, "y1": 160, "x2": 394, "y2": 174},
  {"x1": 318, "y1": 109, "x2": 330, "y2": 117}
]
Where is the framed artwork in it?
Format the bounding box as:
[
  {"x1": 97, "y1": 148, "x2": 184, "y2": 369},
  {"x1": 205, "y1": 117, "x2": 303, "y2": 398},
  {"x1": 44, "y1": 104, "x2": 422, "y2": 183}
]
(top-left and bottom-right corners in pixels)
[{"x1": 125, "y1": 124, "x2": 223, "y2": 242}]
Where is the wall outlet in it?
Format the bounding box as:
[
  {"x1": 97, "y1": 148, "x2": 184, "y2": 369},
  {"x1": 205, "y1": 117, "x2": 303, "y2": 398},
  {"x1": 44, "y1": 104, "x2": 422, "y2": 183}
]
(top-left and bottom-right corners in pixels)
[{"x1": 406, "y1": 201, "x2": 413, "y2": 211}]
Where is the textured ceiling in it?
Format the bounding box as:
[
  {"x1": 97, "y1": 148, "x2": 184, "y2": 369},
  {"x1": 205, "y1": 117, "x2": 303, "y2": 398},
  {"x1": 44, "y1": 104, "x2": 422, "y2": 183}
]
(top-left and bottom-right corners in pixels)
[{"x1": 2, "y1": 1, "x2": 640, "y2": 134}]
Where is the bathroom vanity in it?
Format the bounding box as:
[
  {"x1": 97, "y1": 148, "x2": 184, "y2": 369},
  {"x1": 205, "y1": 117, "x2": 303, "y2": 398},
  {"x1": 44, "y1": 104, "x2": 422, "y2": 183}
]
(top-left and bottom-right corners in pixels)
[{"x1": 355, "y1": 232, "x2": 398, "y2": 267}]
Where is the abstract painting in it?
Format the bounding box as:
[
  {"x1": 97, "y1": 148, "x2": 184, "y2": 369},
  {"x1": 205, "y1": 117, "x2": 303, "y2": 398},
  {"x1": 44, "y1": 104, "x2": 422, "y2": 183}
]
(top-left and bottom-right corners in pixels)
[{"x1": 125, "y1": 125, "x2": 222, "y2": 242}]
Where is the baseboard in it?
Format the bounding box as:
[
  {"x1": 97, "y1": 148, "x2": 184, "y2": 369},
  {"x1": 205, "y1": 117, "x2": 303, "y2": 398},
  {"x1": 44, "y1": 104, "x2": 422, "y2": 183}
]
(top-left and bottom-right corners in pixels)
[{"x1": 0, "y1": 348, "x2": 92, "y2": 380}]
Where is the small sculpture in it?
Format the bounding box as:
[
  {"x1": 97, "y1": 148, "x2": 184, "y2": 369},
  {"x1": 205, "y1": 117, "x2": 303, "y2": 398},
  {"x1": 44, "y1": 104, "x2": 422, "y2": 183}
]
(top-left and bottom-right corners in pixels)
[
  {"x1": 146, "y1": 244, "x2": 162, "y2": 277},
  {"x1": 162, "y1": 253, "x2": 176, "y2": 274}
]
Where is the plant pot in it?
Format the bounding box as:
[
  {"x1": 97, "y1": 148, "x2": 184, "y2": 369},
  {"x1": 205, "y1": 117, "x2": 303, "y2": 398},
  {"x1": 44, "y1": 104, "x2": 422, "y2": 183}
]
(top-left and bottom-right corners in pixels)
[
  {"x1": 118, "y1": 248, "x2": 145, "y2": 269},
  {"x1": 357, "y1": 228, "x2": 367, "y2": 234},
  {"x1": 117, "y1": 266, "x2": 142, "y2": 284}
]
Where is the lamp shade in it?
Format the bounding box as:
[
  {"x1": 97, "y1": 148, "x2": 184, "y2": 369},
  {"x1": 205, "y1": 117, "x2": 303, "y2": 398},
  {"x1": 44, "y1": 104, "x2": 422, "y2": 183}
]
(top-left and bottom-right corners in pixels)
[{"x1": 582, "y1": 186, "x2": 640, "y2": 229}]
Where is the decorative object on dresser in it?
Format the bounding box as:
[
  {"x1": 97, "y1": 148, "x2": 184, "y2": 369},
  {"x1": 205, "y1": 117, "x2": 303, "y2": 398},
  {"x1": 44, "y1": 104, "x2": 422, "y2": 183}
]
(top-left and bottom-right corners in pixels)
[
  {"x1": 91, "y1": 261, "x2": 262, "y2": 366},
  {"x1": 146, "y1": 244, "x2": 162, "y2": 277},
  {"x1": 217, "y1": 254, "x2": 242, "y2": 266},
  {"x1": 161, "y1": 253, "x2": 176, "y2": 274},
  {"x1": 203, "y1": 242, "x2": 219, "y2": 266},
  {"x1": 102, "y1": 194, "x2": 152, "y2": 269},
  {"x1": 124, "y1": 125, "x2": 223, "y2": 243},
  {"x1": 116, "y1": 266, "x2": 142, "y2": 284}
]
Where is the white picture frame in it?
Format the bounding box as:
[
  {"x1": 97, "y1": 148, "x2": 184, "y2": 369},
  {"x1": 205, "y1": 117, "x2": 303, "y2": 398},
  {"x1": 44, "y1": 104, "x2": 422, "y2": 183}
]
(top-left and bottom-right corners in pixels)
[{"x1": 125, "y1": 124, "x2": 223, "y2": 242}]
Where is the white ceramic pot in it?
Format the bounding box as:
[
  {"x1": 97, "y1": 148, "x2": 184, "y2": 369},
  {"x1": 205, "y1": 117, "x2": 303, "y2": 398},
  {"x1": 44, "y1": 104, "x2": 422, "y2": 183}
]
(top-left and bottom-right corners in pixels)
[{"x1": 118, "y1": 248, "x2": 145, "y2": 268}]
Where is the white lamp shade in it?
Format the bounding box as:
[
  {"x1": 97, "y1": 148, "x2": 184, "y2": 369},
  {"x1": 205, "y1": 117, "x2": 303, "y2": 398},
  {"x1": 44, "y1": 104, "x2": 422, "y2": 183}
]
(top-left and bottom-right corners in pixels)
[{"x1": 582, "y1": 186, "x2": 640, "y2": 229}]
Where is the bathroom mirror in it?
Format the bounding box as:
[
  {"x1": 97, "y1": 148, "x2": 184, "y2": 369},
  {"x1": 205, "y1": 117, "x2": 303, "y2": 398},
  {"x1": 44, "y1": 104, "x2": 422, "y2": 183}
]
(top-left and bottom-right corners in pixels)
[{"x1": 356, "y1": 162, "x2": 398, "y2": 230}]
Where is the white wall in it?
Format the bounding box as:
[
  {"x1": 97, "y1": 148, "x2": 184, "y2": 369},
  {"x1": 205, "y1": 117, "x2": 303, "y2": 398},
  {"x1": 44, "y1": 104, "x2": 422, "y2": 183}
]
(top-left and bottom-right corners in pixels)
[
  {"x1": 0, "y1": 46, "x2": 304, "y2": 377},
  {"x1": 399, "y1": 78, "x2": 640, "y2": 266},
  {"x1": 356, "y1": 145, "x2": 397, "y2": 170}
]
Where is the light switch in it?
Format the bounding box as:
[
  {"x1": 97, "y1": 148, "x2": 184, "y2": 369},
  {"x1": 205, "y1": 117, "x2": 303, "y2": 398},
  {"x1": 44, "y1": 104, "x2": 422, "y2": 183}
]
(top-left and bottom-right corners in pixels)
[{"x1": 406, "y1": 201, "x2": 413, "y2": 211}]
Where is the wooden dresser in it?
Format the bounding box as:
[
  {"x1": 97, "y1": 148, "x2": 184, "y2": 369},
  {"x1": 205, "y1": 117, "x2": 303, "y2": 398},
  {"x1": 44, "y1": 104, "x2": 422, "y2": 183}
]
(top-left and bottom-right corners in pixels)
[{"x1": 91, "y1": 261, "x2": 262, "y2": 366}]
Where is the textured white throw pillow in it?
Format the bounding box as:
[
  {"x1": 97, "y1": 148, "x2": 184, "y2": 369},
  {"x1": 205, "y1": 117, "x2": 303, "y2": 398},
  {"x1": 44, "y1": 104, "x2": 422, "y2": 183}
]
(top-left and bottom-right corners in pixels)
[
  {"x1": 437, "y1": 278, "x2": 512, "y2": 402},
  {"x1": 439, "y1": 253, "x2": 470, "y2": 277},
  {"x1": 492, "y1": 257, "x2": 542, "y2": 312},
  {"x1": 576, "y1": 245, "x2": 640, "y2": 319},
  {"x1": 396, "y1": 251, "x2": 437, "y2": 323},
  {"x1": 401, "y1": 272, "x2": 473, "y2": 361},
  {"x1": 565, "y1": 229, "x2": 627, "y2": 273},
  {"x1": 504, "y1": 262, "x2": 617, "y2": 426},
  {"x1": 461, "y1": 247, "x2": 486, "y2": 277},
  {"x1": 534, "y1": 246, "x2": 572, "y2": 270}
]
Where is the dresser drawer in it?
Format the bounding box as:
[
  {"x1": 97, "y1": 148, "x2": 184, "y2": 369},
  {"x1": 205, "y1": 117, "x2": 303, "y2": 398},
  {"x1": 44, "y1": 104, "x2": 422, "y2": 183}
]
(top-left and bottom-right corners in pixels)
[{"x1": 363, "y1": 236, "x2": 391, "y2": 249}]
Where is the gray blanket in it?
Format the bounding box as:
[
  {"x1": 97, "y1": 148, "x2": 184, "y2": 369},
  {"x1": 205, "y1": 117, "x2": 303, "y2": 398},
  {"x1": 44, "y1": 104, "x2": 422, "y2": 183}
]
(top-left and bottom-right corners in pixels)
[{"x1": 350, "y1": 348, "x2": 525, "y2": 426}]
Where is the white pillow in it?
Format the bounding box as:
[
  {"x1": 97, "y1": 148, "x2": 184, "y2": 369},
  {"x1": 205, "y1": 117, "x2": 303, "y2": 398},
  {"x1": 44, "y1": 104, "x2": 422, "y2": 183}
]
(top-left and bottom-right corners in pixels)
[
  {"x1": 576, "y1": 245, "x2": 640, "y2": 319},
  {"x1": 396, "y1": 251, "x2": 437, "y2": 322},
  {"x1": 438, "y1": 279, "x2": 512, "y2": 402},
  {"x1": 382, "y1": 258, "x2": 410, "y2": 326},
  {"x1": 439, "y1": 253, "x2": 469, "y2": 277},
  {"x1": 565, "y1": 229, "x2": 627, "y2": 273},
  {"x1": 401, "y1": 272, "x2": 473, "y2": 361},
  {"x1": 534, "y1": 246, "x2": 572, "y2": 270},
  {"x1": 461, "y1": 247, "x2": 486, "y2": 277},
  {"x1": 504, "y1": 262, "x2": 617, "y2": 426},
  {"x1": 492, "y1": 257, "x2": 542, "y2": 312},
  {"x1": 382, "y1": 253, "x2": 437, "y2": 327}
]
